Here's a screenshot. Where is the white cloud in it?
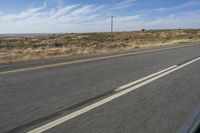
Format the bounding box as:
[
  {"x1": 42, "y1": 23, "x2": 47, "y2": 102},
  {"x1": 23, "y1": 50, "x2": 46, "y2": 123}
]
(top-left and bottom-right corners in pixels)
[
  {"x1": 151, "y1": 7, "x2": 168, "y2": 12},
  {"x1": 0, "y1": 3, "x2": 199, "y2": 33},
  {"x1": 0, "y1": 4, "x2": 107, "y2": 33},
  {"x1": 49, "y1": 5, "x2": 78, "y2": 19},
  {"x1": 151, "y1": 0, "x2": 200, "y2": 12},
  {"x1": 112, "y1": 0, "x2": 138, "y2": 10},
  {"x1": 103, "y1": 11, "x2": 200, "y2": 31},
  {"x1": 0, "y1": 7, "x2": 44, "y2": 22},
  {"x1": 177, "y1": 0, "x2": 200, "y2": 8},
  {"x1": 141, "y1": 11, "x2": 200, "y2": 30}
]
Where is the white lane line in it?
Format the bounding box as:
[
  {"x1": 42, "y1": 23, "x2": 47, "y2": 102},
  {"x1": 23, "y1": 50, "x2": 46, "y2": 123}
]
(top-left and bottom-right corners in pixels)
[
  {"x1": 27, "y1": 57, "x2": 200, "y2": 133},
  {"x1": 115, "y1": 65, "x2": 178, "y2": 92}
]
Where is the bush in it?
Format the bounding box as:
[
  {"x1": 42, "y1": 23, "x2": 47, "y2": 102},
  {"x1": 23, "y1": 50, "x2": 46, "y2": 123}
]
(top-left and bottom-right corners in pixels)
[
  {"x1": 53, "y1": 42, "x2": 64, "y2": 47},
  {"x1": 124, "y1": 37, "x2": 129, "y2": 41},
  {"x1": 188, "y1": 36, "x2": 193, "y2": 39}
]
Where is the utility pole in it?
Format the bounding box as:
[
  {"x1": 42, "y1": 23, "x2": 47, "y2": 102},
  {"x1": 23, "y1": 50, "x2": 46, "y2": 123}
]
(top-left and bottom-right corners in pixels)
[{"x1": 111, "y1": 16, "x2": 114, "y2": 33}]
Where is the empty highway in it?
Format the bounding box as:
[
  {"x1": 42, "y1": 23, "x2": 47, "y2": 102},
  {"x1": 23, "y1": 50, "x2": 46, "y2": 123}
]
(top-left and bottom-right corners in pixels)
[{"x1": 1, "y1": 43, "x2": 200, "y2": 133}]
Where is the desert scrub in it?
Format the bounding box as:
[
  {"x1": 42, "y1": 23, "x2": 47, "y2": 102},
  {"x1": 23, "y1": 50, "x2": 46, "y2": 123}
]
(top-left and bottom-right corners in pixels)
[
  {"x1": 1, "y1": 29, "x2": 200, "y2": 64},
  {"x1": 49, "y1": 42, "x2": 64, "y2": 47}
]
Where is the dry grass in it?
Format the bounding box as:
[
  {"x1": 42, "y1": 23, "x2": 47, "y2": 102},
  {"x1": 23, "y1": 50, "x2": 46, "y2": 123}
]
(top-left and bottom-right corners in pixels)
[{"x1": 0, "y1": 29, "x2": 200, "y2": 64}]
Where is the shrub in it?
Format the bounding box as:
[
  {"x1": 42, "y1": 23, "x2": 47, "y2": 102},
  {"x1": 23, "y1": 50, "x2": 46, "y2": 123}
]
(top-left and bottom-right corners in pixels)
[
  {"x1": 124, "y1": 37, "x2": 129, "y2": 41},
  {"x1": 53, "y1": 42, "x2": 64, "y2": 47},
  {"x1": 188, "y1": 36, "x2": 193, "y2": 39}
]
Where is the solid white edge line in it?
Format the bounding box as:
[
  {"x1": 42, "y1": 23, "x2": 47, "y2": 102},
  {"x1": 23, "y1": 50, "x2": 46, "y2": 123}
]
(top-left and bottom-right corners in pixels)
[
  {"x1": 115, "y1": 65, "x2": 178, "y2": 92},
  {"x1": 27, "y1": 57, "x2": 200, "y2": 133}
]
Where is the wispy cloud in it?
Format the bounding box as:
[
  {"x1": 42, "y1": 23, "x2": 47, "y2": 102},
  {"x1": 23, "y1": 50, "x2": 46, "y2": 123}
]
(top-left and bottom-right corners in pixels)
[
  {"x1": 151, "y1": 0, "x2": 200, "y2": 12},
  {"x1": 0, "y1": 2, "x2": 199, "y2": 33},
  {"x1": 142, "y1": 10, "x2": 200, "y2": 29},
  {"x1": 0, "y1": 7, "x2": 45, "y2": 22},
  {"x1": 48, "y1": 5, "x2": 78, "y2": 19},
  {"x1": 177, "y1": 0, "x2": 200, "y2": 8},
  {"x1": 0, "y1": 4, "x2": 110, "y2": 33},
  {"x1": 112, "y1": 0, "x2": 138, "y2": 10}
]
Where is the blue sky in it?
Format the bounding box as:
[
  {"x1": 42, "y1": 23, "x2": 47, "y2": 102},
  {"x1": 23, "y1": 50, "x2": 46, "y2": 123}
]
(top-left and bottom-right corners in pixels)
[{"x1": 0, "y1": 0, "x2": 200, "y2": 33}]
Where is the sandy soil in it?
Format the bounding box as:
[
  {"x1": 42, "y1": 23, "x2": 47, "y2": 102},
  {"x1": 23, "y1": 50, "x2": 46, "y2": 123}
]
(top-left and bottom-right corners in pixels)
[{"x1": 0, "y1": 29, "x2": 200, "y2": 64}]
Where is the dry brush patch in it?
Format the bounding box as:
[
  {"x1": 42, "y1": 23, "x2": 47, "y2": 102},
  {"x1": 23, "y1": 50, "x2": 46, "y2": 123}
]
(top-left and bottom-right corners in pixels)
[{"x1": 0, "y1": 29, "x2": 200, "y2": 64}]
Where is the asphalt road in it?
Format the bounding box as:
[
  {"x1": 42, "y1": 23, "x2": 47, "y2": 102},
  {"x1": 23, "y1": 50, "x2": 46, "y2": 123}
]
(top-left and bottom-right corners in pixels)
[{"x1": 1, "y1": 43, "x2": 200, "y2": 133}]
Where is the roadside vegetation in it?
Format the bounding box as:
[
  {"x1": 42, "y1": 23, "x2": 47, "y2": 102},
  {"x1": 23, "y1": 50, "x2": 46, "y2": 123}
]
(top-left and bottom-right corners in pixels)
[{"x1": 0, "y1": 29, "x2": 200, "y2": 64}]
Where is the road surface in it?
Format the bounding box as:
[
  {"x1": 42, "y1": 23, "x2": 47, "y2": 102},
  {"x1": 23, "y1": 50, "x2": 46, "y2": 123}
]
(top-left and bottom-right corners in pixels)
[{"x1": 1, "y1": 43, "x2": 200, "y2": 133}]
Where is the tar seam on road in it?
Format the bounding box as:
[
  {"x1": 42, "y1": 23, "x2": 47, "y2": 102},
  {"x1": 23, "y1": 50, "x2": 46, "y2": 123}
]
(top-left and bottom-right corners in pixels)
[
  {"x1": 3, "y1": 66, "x2": 178, "y2": 133},
  {"x1": 0, "y1": 44, "x2": 196, "y2": 75},
  {"x1": 25, "y1": 56, "x2": 200, "y2": 133},
  {"x1": 3, "y1": 90, "x2": 115, "y2": 133}
]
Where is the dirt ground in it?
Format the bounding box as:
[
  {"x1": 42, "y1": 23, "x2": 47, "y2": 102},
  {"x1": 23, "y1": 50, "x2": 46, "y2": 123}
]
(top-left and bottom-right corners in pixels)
[{"x1": 0, "y1": 29, "x2": 200, "y2": 64}]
